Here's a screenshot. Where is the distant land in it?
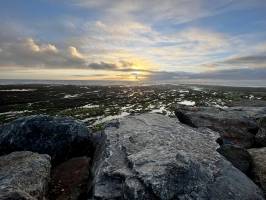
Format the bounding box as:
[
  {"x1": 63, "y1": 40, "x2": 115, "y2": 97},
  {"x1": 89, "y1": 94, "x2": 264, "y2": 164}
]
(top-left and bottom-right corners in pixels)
[{"x1": 1, "y1": 79, "x2": 266, "y2": 87}]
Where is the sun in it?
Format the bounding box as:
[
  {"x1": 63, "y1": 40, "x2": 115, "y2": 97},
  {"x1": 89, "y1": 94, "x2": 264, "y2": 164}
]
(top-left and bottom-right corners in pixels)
[{"x1": 131, "y1": 71, "x2": 140, "y2": 80}]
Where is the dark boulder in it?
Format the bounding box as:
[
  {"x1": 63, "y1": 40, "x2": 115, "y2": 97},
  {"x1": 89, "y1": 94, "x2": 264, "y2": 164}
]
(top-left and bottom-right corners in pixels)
[
  {"x1": 0, "y1": 151, "x2": 51, "y2": 200},
  {"x1": 175, "y1": 106, "x2": 266, "y2": 148},
  {"x1": 0, "y1": 115, "x2": 93, "y2": 164},
  {"x1": 217, "y1": 144, "x2": 252, "y2": 175},
  {"x1": 90, "y1": 114, "x2": 264, "y2": 200}
]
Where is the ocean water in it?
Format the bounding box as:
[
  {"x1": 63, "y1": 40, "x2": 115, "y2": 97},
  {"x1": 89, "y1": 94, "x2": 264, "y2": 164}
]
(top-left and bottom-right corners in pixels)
[{"x1": 0, "y1": 79, "x2": 266, "y2": 87}]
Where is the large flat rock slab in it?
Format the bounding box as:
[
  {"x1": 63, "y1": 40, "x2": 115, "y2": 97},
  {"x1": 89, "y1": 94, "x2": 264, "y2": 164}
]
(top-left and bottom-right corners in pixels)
[
  {"x1": 0, "y1": 151, "x2": 51, "y2": 200},
  {"x1": 91, "y1": 114, "x2": 264, "y2": 200}
]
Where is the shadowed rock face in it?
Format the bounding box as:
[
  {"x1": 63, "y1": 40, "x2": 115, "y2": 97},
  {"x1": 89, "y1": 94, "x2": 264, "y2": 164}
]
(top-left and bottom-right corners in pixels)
[
  {"x1": 248, "y1": 147, "x2": 266, "y2": 196},
  {"x1": 255, "y1": 116, "x2": 266, "y2": 147},
  {"x1": 175, "y1": 107, "x2": 266, "y2": 148},
  {"x1": 49, "y1": 157, "x2": 91, "y2": 200},
  {"x1": 90, "y1": 114, "x2": 264, "y2": 200},
  {"x1": 217, "y1": 144, "x2": 252, "y2": 175},
  {"x1": 0, "y1": 115, "x2": 93, "y2": 164},
  {"x1": 0, "y1": 151, "x2": 51, "y2": 200}
]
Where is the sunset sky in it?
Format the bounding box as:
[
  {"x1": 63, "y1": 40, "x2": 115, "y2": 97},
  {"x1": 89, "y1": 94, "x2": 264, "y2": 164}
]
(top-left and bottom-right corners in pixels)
[{"x1": 0, "y1": 0, "x2": 266, "y2": 81}]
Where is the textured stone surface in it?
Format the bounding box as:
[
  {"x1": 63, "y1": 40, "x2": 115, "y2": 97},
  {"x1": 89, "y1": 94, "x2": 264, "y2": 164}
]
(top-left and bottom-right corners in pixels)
[
  {"x1": 217, "y1": 144, "x2": 252, "y2": 175},
  {"x1": 175, "y1": 106, "x2": 266, "y2": 148},
  {"x1": 0, "y1": 115, "x2": 92, "y2": 164},
  {"x1": 255, "y1": 117, "x2": 266, "y2": 147},
  {"x1": 49, "y1": 156, "x2": 91, "y2": 200},
  {"x1": 0, "y1": 151, "x2": 51, "y2": 200},
  {"x1": 0, "y1": 190, "x2": 36, "y2": 200},
  {"x1": 248, "y1": 147, "x2": 266, "y2": 196},
  {"x1": 91, "y1": 113, "x2": 264, "y2": 200}
]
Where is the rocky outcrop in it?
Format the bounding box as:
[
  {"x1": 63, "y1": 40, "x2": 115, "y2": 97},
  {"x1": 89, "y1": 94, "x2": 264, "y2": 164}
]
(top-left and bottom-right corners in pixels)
[
  {"x1": 0, "y1": 115, "x2": 93, "y2": 164},
  {"x1": 49, "y1": 156, "x2": 91, "y2": 200},
  {"x1": 175, "y1": 106, "x2": 266, "y2": 148},
  {"x1": 255, "y1": 116, "x2": 266, "y2": 147},
  {"x1": 248, "y1": 147, "x2": 266, "y2": 196},
  {"x1": 0, "y1": 151, "x2": 51, "y2": 200},
  {"x1": 217, "y1": 144, "x2": 252, "y2": 175},
  {"x1": 90, "y1": 114, "x2": 264, "y2": 200}
]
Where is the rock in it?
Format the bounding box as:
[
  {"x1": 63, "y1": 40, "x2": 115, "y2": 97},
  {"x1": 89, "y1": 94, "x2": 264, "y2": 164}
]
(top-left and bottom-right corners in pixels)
[
  {"x1": 0, "y1": 151, "x2": 51, "y2": 200},
  {"x1": 217, "y1": 144, "x2": 252, "y2": 175},
  {"x1": 175, "y1": 106, "x2": 266, "y2": 148},
  {"x1": 248, "y1": 147, "x2": 266, "y2": 196},
  {"x1": 90, "y1": 113, "x2": 264, "y2": 200},
  {"x1": 255, "y1": 129, "x2": 266, "y2": 147},
  {"x1": 0, "y1": 115, "x2": 93, "y2": 164},
  {"x1": 0, "y1": 190, "x2": 36, "y2": 200},
  {"x1": 49, "y1": 156, "x2": 91, "y2": 200},
  {"x1": 255, "y1": 117, "x2": 266, "y2": 147}
]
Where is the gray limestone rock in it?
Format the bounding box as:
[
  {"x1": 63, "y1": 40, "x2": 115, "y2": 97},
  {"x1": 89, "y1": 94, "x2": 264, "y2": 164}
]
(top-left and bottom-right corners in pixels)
[
  {"x1": 90, "y1": 114, "x2": 264, "y2": 200},
  {"x1": 0, "y1": 151, "x2": 51, "y2": 200},
  {"x1": 175, "y1": 106, "x2": 266, "y2": 148}
]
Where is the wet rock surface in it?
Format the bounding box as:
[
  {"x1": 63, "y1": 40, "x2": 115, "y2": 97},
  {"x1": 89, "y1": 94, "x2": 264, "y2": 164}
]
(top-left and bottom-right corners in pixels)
[
  {"x1": 248, "y1": 147, "x2": 266, "y2": 196},
  {"x1": 0, "y1": 115, "x2": 93, "y2": 164},
  {"x1": 175, "y1": 106, "x2": 266, "y2": 148},
  {"x1": 49, "y1": 157, "x2": 91, "y2": 200},
  {"x1": 0, "y1": 151, "x2": 51, "y2": 200},
  {"x1": 90, "y1": 113, "x2": 264, "y2": 200}
]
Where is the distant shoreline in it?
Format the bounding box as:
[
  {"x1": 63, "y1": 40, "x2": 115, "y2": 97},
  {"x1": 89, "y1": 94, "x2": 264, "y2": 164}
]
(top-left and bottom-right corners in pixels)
[{"x1": 0, "y1": 79, "x2": 266, "y2": 88}]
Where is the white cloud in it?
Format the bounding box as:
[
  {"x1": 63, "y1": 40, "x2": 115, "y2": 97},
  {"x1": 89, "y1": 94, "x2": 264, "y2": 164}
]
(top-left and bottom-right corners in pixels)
[
  {"x1": 25, "y1": 38, "x2": 58, "y2": 53},
  {"x1": 0, "y1": 38, "x2": 87, "y2": 68},
  {"x1": 68, "y1": 46, "x2": 85, "y2": 59}
]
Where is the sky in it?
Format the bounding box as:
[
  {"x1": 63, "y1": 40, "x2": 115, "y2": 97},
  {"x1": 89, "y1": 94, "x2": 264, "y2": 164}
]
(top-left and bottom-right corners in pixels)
[{"x1": 0, "y1": 0, "x2": 266, "y2": 82}]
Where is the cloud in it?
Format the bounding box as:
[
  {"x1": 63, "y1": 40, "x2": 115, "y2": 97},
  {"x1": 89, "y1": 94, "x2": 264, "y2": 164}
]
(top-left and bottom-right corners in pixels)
[
  {"x1": 76, "y1": 21, "x2": 235, "y2": 72},
  {"x1": 219, "y1": 55, "x2": 266, "y2": 68},
  {"x1": 143, "y1": 68, "x2": 266, "y2": 81},
  {"x1": 88, "y1": 62, "x2": 118, "y2": 70},
  {"x1": 0, "y1": 37, "x2": 87, "y2": 68},
  {"x1": 25, "y1": 38, "x2": 59, "y2": 53},
  {"x1": 87, "y1": 61, "x2": 151, "y2": 72},
  {"x1": 68, "y1": 46, "x2": 85, "y2": 59},
  {"x1": 144, "y1": 71, "x2": 193, "y2": 81},
  {"x1": 192, "y1": 68, "x2": 266, "y2": 80},
  {"x1": 68, "y1": 0, "x2": 266, "y2": 24}
]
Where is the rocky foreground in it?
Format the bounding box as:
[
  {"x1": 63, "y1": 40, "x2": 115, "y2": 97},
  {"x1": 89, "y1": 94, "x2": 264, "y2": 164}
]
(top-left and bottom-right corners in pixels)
[{"x1": 0, "y1": 107, "x2": 266, "y2": 199}]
